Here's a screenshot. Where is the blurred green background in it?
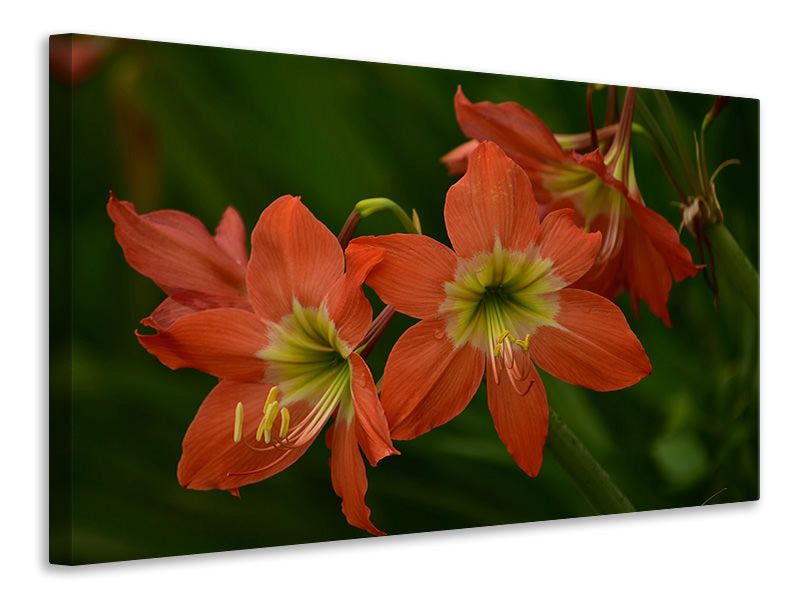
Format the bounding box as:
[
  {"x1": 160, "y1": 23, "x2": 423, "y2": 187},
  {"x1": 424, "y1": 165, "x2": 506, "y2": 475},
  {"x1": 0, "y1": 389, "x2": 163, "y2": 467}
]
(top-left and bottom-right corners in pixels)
[{"x1": 49, "y1": 35, "x2": 759, "y2": 565}]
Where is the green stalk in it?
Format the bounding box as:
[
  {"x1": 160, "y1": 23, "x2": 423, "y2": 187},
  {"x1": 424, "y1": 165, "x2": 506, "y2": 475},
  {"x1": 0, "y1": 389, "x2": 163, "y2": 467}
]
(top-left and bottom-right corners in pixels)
[
  {"x1": 547, "y1": 407, "x2": 635, "y2": 514},
  {"x1": 355, "y1": 197, "x2": 420, "y2": 234},
  {"x1": 705, "y1": 222, "x2": 759, "y2": 317}
]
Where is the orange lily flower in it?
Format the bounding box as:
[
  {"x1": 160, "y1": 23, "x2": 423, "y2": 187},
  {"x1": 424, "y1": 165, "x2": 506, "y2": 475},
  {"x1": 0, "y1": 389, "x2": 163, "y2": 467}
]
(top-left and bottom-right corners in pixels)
[
  {"x1": 134, "y1": 196, "x2": 397, "y2": 535},
  {"x1": 349, "y1": 142, "x2": 651, "y2": 476},
  {"x1": 444, "y1": 87, "x2": 701, "y2": 326},
  {"x1": 107, "y1": 192, "x2": 251, "y2": 329}
]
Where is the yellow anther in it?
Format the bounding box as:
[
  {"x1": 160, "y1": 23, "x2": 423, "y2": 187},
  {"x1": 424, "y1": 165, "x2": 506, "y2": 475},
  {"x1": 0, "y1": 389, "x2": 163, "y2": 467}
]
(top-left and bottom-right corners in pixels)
[
  {"x1": 494, "y1": 330, "x2": 515, "y2": 356},
  {"x1": 256, "y1": 415, "x2": 269, "y2": 442},
  {"x1": 265, "y1": 401, "x2": 280, "y2": 429},
  {"x1": 279, "y1": 407, "x2": 290, "y2": 439},
  {"x1": 233, "y1": 402, "x2": 244, "y2": 443},
  {"x1": 412, "y1": 208, "x2": 422, "y2": 234},
  {"x1": 263, "y1": 386, "x2": 279, "y2": 414},
  {"x1": 514, "y1": 334, "x2": 531, "y2": 352}
]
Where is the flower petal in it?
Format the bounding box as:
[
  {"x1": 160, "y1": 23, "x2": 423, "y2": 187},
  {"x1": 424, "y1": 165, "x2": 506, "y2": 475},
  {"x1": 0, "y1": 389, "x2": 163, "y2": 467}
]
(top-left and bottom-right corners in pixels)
[
  {"x1": 247, "y1": 196, "x2": 344, "y2": 323},
  {"x1": 349, "y1": 354, "x2": 398, "y2": 467},
  {"x1": 142, "y1": 297, "x2": 196, "y2": 331},
  {"x1": 627, "y1": 200, "x2": 702, "y2": 282},
  {"x1": 440, "y1": 139, "x2": 479, "y2": 176},
  {"x1": 487, "y1": 362, "x2": 549, "y2": 477},
  {"x1": 381, "y1": 319, "x2": 485, "y2": 440},
  {"x1": 108, "y1": 193, "x2": 248, "y2": 300},
  {"x1": 621, "y1": 215, "x2": 674, "y2": 326},
  {"x1": 178, "y1": 380, "x2": 312, "y2": 490},
  {"x1": 454, "y1": 87, "x2": 569, "y2": 170},
  {"x1": 329, "y1": 413, "x2": 385, "y2": 536},
  {"x1": 444, "y1": 141, "x2": 540, "y2": 258},
  {"x1": 214, "y1": 206, "x2": 249, "y2": 267},
  {"x1": 530, "y1": 289, "x2": 652, "y2": 391},
  {"x1": 325, "y1": 244, "x2": 385, "y2": 349},
  {"x1": 143, "y1": 289, "x2": 254, "y2": 331},
  {"x1": 348, "y1": 234, "x2": 456, "y2": 320},
  {"x1": 137, "y1": 308, "x2": 268, "y2": 381},
  {"x1": 535, "y1": 208, "x2": 601, "y2": 287}
]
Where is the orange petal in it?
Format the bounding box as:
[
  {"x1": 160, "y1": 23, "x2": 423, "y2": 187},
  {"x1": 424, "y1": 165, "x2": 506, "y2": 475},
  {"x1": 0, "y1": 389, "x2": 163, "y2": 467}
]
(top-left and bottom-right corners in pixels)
[
  {"x1": 381, "y1": 319, "x2": 485, "y2": 440},
  {"x1": 530, "y1": 289, "x2": 652, "y2": 391},
  {"x1": 627, "y1": 200, "x2": 702, "y2": 282},
  {"x1": 573, "y1": 249, "x2": 627, "y2": 301},
  {"x1": 137, "y1": 308, "x2": 268, "y2": 381},
  {"x1": 621, "y1": 215, "x2": 674, "y2": 326},
  {"x1": 348, "y1": 235, "x2": 456, "y2": 320},
  {"x1": 535, "y1": 208, "x2": 601, "y2": 287},
  {"x1": 328, "y1": 414, "x2": 385, "y2": 536},
  {"x1": 326, "y1": 244, "x2": 385, "y2": 349},
  {"x1": 143, "y1": 288, "x2": 254, "y2": 331},
  {"x1": 349, "y1": 354, "x2": 399, "y2": 467},
  {"x1": 142, "y1": 297, "x2": 196, "y2": 331},
  {"x1": 247, "y1": 196, "x2": 344, "y2": 323},
  {"x1": 108, "y1": 193, "x2": 248, "y2": 301},
  {"x1": 454, "y1": 87, "x2": 569, "y2": 171},
  {"x1": 487, "y1": 361, "x2": 549, "y2": 477},
  {"x1": 178, "y1": 380, "x2": 312, "y2": 490},
  {"x1": 444, "y1": 141, "x2": 540, "y2": 259},
  {"x1": 440, "y1": 139, "x2": 479, "y2": 176},
  {"x1": 214, "y1": 206, "x2": 249, "y2": 267}
]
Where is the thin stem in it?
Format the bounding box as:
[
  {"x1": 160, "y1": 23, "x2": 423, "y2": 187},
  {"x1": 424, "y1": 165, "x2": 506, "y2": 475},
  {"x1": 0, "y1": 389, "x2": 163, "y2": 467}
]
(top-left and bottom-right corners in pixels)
[
  {"x1": 547, "y1": 406, "x2": 635, "y2": 514},
  {"x1": 355, "y1": 198, "x2": 419, "y2": 234},
  {"x1": 702, "y1": 96, "x2": 730, "y2": 134},
  {"x1": 603, "y1": 85, "x2": 618, "y2": 127},
  {"x1": 636, "y1": 96, "x2": 693, "y2": 195},
  {"x1": 586, "y1": 85, "x2": 598, "y2": 150},
  {"x1": 338, "y1": 210, "x2": 361, "y2": 248},
  {"x1": 631, "y1": 122, "x2": 686, "y2": 203},
  {"x1": 338, "y1": 197, "x2": 419, "y2": 247},
  {"x1": 357, "y1": 305, "x2": 397, "y2": 360},
  {"x1": 654, "y1": 90, "x2": 703, "y2": 196},
  {"x1": 704, "y1": 222, "x2": 759, "y2": 317}
]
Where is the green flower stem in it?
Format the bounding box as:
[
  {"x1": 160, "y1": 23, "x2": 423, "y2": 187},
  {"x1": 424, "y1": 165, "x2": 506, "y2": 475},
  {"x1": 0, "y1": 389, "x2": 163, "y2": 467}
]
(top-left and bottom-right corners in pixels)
[
  {"x1": 547, "y1": 407, "x2": 636, "y2": 514},
  {"x1": 355, "y1": 197, "x2": 420, "y2": 235},
  {"x1": 705, "y1": 222, "x2": 759, "y2": 317}
]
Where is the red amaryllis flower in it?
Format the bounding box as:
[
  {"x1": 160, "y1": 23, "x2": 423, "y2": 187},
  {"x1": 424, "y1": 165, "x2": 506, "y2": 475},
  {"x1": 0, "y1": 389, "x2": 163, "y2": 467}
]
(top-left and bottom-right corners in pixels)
[
  {"x1": 348, "y1": 142, "x2": 651, "y2": 476},
  {"x1": 444, "y1": 87, "x2": 701, "y2": 326},
  {"x1": 108, "y1": 192, "x2": 251, "y2": 330},
  {"x1": 135, "y1": 196, "x2": 397, "y2": 535}
]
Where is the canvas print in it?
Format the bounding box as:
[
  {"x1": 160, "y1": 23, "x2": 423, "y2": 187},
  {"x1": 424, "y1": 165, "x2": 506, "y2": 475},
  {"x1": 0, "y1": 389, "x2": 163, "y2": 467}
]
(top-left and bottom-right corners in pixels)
[{"x1": 49, "y1": 34, "x2": 759, "y2": 565}]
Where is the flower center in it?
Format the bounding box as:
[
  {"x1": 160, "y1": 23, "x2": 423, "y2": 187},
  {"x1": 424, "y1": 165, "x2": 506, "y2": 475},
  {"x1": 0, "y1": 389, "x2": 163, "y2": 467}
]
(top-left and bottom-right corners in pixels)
[
  {"x1": 227, "y1": 301, "x2": 355, "y2": 475},
  {"x1": 439, "y1": 239, "x2": 561, "y2": 394},
  {"x1": 542, "y1": 166, "x2": 629, "y2": 264},
  {"x1": 259, "y1": 300, "x2": 351, "y2": 404}
]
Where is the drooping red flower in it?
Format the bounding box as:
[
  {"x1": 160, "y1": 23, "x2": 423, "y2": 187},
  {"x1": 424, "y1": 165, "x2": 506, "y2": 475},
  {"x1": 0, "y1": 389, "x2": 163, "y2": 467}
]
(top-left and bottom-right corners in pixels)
[
  {"x1": 135, "y1": 195, "x2": 397, "y2": 535},
  {"x1": 444, "y1": 87, "x2": 701, "y2": 326},
  {"x1": 108, "y1": 192, "x2": 251, "y2": 329},
  {"x1": 348, "y1": 142, "x2": 651, "y2": 476}
]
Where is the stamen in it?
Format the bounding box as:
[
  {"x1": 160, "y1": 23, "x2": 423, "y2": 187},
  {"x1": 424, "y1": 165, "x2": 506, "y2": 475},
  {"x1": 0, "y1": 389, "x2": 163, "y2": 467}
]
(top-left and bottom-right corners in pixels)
[
  {"x1": 279, "y1": 408, "x2": 290, "y2": 439},
  {"x1": 256, "y1": 415, "x2": 269, "y2": 442},
  {"x1": 265, "y1": 399, "x2": 280, "y2": 429},
  {"x1": 263, "y1": 386, "x2": 279, "y2": 414},
  {"x1": 233, "y1": 402, "x2": 244, "y2": 443},
  {"x1": 494, "y1": 329, "x2": 514, "y2": 356},
  {"x1": 514, "y1": 334, "x2": 530, "y2": 352}
]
